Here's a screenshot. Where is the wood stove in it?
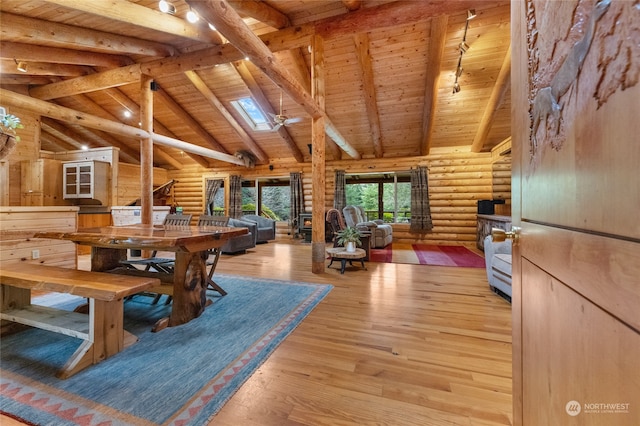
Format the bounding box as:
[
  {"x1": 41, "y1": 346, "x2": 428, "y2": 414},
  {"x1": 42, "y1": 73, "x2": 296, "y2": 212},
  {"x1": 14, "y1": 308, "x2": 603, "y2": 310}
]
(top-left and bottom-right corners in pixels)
[{"x1": 298, "y1": 213, "x2": 312, "y2": 242}]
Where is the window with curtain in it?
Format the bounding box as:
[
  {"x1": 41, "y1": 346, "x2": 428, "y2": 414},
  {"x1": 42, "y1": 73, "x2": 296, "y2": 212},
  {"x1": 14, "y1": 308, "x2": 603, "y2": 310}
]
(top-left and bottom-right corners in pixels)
[
  {"x1": 228, "y1": 175, "x2": 243, "y2": 218},
  {"x1": 343, "y1": 171, "x2": 411, "y2": 223},
  {"x1": 410, "y1": 166, "x2": 433, "y2": 233},
  {"x1": 204, "y1": 179, "x2": 224, "y2": 215}
]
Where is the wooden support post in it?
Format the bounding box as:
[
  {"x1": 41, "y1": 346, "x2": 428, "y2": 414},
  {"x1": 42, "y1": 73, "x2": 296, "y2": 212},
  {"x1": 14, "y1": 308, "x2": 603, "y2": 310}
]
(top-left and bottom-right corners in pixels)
[
  {"x1": 140, "y1": 74, "x2": 154, "y2": 226},
  {"x1": 311, "y1": 34, "x2": 326, "y2": 274}
]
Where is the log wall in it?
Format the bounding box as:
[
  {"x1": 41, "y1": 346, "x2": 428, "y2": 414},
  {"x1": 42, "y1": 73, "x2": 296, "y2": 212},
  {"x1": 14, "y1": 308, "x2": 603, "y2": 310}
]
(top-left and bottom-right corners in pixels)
[
  {"x1": 0, "y1": 206, "x2": 78, "y2": 269},
  {"x1": 167, "y1": 150, "x2": 513, "y2": 246}
]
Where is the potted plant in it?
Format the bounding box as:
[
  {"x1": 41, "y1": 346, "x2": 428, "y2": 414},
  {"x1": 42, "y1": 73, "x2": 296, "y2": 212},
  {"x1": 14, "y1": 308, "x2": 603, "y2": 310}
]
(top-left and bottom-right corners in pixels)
[
  {"x1": 0, "y1": 113, "x2": 24, "y2": 160},
  {"x1": 336, "y1": 226, "x2": 362, "y2": 253}
]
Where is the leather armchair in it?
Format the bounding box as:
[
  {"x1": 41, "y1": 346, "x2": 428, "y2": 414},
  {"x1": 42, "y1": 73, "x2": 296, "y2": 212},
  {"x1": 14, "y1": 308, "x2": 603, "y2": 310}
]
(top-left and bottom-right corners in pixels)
[
  {"x1": 483, "y1": 235, "x2": 512, "y2": 301},
  {"x1": 222, "y1": 218, "x2": 258, "y2": 254},
  {"x1": 241, "y1": 214, "x2": 276, "y2": 243},
  {"x1": 342, "y1": 205, "x2": 392, "y2": 248}
]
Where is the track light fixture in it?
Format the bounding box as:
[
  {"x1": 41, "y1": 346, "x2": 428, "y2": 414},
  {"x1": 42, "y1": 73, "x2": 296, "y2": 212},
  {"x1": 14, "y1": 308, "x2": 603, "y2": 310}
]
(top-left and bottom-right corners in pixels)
[
  {"x1": 158, "y1": 0, "x2": 176, "y2": 15},
  {"x1": 16, "y1": 61, "x2": 27, "y2": 73},
  {"x1": 452, "y1": 10, "x2": 475, "y2": 94}
]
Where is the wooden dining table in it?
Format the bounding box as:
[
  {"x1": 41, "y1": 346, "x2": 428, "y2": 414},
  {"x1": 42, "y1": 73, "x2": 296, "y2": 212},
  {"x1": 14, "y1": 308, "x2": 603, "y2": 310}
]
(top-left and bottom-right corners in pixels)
[{"x1": 35, "y1": 224, "x2": 247, "y2": 331}]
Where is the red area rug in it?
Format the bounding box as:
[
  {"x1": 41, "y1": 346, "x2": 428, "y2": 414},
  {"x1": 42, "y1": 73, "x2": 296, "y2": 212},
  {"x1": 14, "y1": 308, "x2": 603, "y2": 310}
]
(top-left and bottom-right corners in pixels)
[{"x1": 370, "y1": 243, "x2": 485, "y2": 267}]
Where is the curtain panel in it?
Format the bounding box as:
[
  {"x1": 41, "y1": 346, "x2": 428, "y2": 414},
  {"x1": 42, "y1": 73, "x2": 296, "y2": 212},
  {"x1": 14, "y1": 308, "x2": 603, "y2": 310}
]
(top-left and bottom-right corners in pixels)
[
  {"x1": 334, "y1": 170, "x2": 346, "y2": 211},
  {"x1": 204, "y1": 179, "x2": 223, "y2": 215},
  {"x1": 410, "y1": 166, "x2": 433, "y2": 233},
  {"x1": 290, "y1": 172, "x2": 304, "y2": 233},
  {"x1": 229, "y1": 175, "x2": 243, "y2": 218}
]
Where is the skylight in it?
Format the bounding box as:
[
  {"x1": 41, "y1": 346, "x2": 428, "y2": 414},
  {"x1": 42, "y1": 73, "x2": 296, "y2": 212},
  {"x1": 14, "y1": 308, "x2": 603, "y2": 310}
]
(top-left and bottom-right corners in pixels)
[{"x1": 231, "y1": 97, "x2": 272, "y2": 131}]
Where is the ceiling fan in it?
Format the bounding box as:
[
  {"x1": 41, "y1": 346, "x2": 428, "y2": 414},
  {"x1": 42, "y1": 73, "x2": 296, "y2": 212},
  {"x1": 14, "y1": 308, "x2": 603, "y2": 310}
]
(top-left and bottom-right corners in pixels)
[{"x1": 268, "y1": 90, "x2": 302, "y2": 131}]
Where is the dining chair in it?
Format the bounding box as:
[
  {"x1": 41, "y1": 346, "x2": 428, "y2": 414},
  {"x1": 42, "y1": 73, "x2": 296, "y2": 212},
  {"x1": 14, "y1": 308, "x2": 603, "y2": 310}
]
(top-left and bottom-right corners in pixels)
[
  {"x1": 121, "y1": 214, "x2": 192, "y2": 304},
  {"x1": 197, "y1": 215, "x2": 230, "y2": 296}
]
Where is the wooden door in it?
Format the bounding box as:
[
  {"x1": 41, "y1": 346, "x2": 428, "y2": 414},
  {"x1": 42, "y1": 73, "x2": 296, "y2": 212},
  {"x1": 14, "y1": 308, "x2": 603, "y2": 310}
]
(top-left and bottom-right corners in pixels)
[{"x1": 512, "y1": 1, "x2": 640, "y2": 425}]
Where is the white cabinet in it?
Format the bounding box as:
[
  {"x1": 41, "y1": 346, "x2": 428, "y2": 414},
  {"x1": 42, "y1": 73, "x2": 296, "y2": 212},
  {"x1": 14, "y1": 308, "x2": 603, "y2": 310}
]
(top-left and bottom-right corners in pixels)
[{"x1": 62, "y1": 161, "x2": 110, "y2": 204}]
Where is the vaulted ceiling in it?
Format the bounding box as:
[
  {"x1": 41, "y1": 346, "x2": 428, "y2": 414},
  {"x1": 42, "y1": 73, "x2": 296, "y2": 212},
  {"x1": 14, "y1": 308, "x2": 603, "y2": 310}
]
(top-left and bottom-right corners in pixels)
[{"x1": 0, "y1": 0, "x2": 511, "y2": 170}]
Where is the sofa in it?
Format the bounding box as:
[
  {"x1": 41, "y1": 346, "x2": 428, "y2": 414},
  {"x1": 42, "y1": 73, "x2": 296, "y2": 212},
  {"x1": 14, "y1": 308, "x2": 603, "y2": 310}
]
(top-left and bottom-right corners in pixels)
[
  {"x1": 342, "y1": 205, "x2": 392, "y2": 248},
  {"x1": 483, "y1": 235, "x2": 512, "y2": 302},
  {"x1": 221, "y1": 218, "x2": 258, "y2": 254},
  {"x1": 241, "y1": 214, "x2": 276, "y2": 243}
]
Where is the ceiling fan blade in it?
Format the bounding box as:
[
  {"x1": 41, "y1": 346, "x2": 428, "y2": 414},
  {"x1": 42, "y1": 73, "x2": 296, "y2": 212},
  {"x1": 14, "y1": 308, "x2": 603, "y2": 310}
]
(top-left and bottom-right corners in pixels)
[
  {"x1": 284, "y1": 117, "x2": 303, "y2": 125},
  {"x1": 272, "y1": 122, "x2": 283, "y2": 131}
]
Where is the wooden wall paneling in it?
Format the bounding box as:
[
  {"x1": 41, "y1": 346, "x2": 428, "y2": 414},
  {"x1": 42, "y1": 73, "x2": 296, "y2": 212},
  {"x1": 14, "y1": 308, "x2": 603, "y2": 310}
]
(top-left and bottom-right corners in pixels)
[{"x1": 0, "y1": 207, "x2": 78, "y2": 269}]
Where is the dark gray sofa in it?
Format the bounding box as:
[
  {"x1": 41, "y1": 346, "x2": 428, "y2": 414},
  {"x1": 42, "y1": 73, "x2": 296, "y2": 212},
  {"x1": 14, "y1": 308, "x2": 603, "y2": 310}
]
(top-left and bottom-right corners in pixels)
[
  {"x1": 221, "y1": 218, "x2": 257, "y2": 254},
  {"x1": 241, "y1": 214, "x2": 276, "y2": 243}
]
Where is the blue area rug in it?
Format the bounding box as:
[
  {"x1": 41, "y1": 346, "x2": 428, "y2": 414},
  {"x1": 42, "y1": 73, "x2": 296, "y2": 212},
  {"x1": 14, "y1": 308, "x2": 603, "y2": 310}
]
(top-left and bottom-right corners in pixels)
[{"x1": 1, "y1": 275, "x2": 332, "y2": 425}]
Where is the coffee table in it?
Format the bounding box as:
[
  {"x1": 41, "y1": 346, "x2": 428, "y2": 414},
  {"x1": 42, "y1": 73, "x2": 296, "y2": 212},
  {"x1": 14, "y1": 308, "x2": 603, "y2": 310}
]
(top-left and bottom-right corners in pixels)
[{"x1": 326, "y1": 247, "x2": 367, "y2": 274}]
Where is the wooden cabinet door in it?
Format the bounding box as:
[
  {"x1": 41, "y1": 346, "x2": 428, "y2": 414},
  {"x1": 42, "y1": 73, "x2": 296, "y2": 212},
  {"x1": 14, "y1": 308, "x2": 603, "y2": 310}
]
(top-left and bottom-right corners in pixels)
[{"x1": 512, "y1": 1, "x2": 640, "y2": 425}]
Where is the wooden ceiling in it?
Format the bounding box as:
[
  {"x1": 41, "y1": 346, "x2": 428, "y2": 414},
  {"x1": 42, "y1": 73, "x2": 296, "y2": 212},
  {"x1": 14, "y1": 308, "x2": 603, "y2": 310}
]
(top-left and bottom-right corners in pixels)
[{"x1": 0, "y1": 0, "x2": 511, "y2": 169}]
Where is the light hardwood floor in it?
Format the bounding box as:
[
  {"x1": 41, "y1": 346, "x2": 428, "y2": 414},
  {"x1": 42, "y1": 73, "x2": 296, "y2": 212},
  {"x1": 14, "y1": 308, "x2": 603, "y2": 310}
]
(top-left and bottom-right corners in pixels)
[{"x1": 2, "y1": 239, "x2": 513, "y2": 425}]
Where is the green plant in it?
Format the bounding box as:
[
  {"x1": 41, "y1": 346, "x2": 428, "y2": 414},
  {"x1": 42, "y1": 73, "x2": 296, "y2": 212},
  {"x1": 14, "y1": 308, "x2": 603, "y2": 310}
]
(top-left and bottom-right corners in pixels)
[
  {"x1": 336, "y1": 226, "x2": 362, "y2": 247},
  {"x1": 1, "y1": 113, "x2": 24, "y2": 142}
]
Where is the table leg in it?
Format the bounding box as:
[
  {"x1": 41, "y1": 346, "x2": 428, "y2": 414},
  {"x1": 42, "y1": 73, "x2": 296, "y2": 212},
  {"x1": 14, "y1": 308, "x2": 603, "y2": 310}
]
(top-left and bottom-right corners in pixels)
[
  {"x1": 340, "y1": 259, "x2": 347, "y2": 274},
  {"x1": 156, "y1": 251, "x2": 209, "y2": 330}
]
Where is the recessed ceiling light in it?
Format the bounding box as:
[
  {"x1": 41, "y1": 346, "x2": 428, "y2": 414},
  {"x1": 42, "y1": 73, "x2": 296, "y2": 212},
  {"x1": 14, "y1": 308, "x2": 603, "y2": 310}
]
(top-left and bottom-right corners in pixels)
[
  {"x1": 186, "y1": 10, "x2": 199, "y2": 23},
  {"x1": 123, "y1": 110, "x2": 132, "y2": 118},
  {"x1": 158, "y1": 0, "x2": 176, "y2": 15}
]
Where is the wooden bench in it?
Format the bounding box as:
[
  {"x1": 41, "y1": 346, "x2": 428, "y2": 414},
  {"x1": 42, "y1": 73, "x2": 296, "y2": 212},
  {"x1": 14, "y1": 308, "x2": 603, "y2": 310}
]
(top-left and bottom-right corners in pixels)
[{"x1": 0, "y1": 263, "x2": 160, "y2": 379}]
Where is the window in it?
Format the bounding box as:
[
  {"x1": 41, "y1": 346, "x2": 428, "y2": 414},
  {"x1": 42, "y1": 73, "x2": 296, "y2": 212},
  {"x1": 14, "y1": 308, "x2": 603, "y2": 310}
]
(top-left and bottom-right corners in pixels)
[
  {"x1": 230, "y1": 97, "x2": 272, "y2": 131},
  {"x1": 241, "y1": 178, "x2": 290, "y2": 220},
  {"x1": 345, "y1": 172, "x2": 411, "y2": 223}
]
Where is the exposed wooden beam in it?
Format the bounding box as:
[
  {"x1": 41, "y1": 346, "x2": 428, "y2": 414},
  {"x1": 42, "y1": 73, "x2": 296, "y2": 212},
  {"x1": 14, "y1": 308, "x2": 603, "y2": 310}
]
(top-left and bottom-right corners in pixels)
[
  {"x1": 0, "y1": 59, "x2": 93, "y2": 77},
  {"x1": 315, "y1": 0, "x2": 483, "y2": 39},
  {"x1": 155, "y1": 85, "x2": 230, "y2": 155},
  {"x1": 53, "y1": 96, "x2": 146, "y2": 164},
  {"x1": 43, "y1": 0, "x2": 223, "y2": 46},
  {"x1": 0, "y1": 42, "x2": 133, "y2": 68},
  {"x1": 0, "y1": 75, "x2": 53, "y2": 86},
  {"x1": 471, "y1": 44, "x2": 511, "y2": 153},
  {"x1": 421, "y1": 15, "x2": 448, "y2": 156},
  {"x1": 183, "y1": 70, "x2": 268, "y2": 163},
  {"x1": 353, "y1": 32, "x2": 383, "y2": 158},
  {"x1": 0, "y1": 13, "x2": 175, "y2": 58},
  {"x1": 188, "y1": 0, "x2": 360, "y2": 160},
  {"x1": 279, "y1": 49, "x2": 311, "y2": 92},
  {"x1": 234, "y1": 61, "x2": 304, "y2": 163},
  {"x1": 228, "y1": 0, "x2": 290, "y2": 29},
  {"x1": 40, "y1": 130, "x2": 76, "y2": 152},
  {"x1": 0, "y1": 88, "x2": 246, "y2": 166},
  {"x1": 29, "y1": 64, "x2": 141, "y2": 100},
  {"x1": 40, "y1": 119, "x2": 88, "y2": 151},
  {"x1": 102, "y1": 88, "x2": 204, "y2": 169}
]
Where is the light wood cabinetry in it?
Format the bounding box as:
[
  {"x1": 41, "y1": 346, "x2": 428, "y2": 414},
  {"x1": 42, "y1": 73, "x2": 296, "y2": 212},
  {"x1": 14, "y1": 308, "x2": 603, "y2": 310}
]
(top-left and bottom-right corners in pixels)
[
  {"x1": 20, "y1": 159, "x2": 64, "y2": 206},
  {"x1": 62, "y1": 161, "x2": 109, "y2": 204}
]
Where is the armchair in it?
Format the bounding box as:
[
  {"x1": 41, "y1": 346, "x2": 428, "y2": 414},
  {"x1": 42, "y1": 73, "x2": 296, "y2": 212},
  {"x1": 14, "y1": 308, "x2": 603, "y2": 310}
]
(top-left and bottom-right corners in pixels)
[
  {"x1": 342, "y1": 205, "x2": 392, "y2": 248},
  {"x1": 241, "y1": 214, "x2": 276, "y2": 243},
  {"x1": 483, "y1": 235, "x2": 512, "y2": 302}
]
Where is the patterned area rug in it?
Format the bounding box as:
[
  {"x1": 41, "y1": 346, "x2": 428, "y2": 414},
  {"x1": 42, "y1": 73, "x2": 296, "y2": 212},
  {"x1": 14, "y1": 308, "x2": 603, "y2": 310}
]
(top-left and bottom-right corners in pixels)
[
  {"x1": 0, "y1": 275, "x2": 332, "y2": 426},
  {"x1": 370, "y1": 243, "x2": 485, "y2": 267}
]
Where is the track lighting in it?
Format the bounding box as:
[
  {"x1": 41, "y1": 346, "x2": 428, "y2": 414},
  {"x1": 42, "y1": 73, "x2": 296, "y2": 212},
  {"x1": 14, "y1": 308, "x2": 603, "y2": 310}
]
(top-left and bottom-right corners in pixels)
[
  {"x1": 186, "y1": 9, "x2": 199, "y2": 23},
  {"x1": 16, "y1": 61, "x2": 27, "y2": 73},
  {"x1": 452, "y1": 10, "x2": 475, "y2": 95},
  {"x1": 158, "y1": 0, "x2": 176, "y2": 15}
]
